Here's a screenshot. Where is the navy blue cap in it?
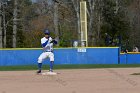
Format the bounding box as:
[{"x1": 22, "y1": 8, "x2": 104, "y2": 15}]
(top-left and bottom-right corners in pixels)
[{"x1": 44, "y1": 29, "x2": 50, "y2": 35}]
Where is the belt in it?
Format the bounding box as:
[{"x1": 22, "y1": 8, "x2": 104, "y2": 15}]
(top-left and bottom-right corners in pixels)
[{"x1": 45, "y1": 51, "x2": 52, "y2": 52}]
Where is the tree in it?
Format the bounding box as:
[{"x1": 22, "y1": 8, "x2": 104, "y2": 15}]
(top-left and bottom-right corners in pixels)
[
  {"x1": 5, "y1": 0, "x2": 32, "y2": 48},
  {"x1": 127, "y1": 0, "x2": 140, "y2": 50},
  {"x1": 0, "y1": 2, "x2": 2, "y2": 48},
  {"x1": 71, "y1": 0, "x2": 81, "y2": 43},
  {"x1": 101, "y1": 0, "x2": 130, "y2": 48},
  {"x1": 0, "y1": 0, "x2": 12, "y2": 48},
  {"x1": 12, "y1": 0, "x2": 18, "y2": 48},
  {"x1": 86, "y1": 0, "x2": 96, "y2": 46},
  {"x1": 2, "y1": 0, "x2": 138, "y2": 48}
]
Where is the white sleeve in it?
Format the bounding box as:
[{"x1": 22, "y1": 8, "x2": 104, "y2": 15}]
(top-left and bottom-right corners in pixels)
[
  {"x1": 49, "y1": 37, "x2": 53, "y2": 42},
  {"x1": 41, "y1": 38, "x2": 46, "y2": 44}
]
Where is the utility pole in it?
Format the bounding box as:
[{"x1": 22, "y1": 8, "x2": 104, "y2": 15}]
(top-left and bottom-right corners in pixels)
[
  {"x1": 13, "y1": 0, "x2": 17, "y2": 48},
  {"x1": 0, "y1": 2, "x2": 3, "y2": 48}
]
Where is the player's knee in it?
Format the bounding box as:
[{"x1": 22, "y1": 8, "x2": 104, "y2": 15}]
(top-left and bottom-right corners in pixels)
[
  {"x1": 49, "y1": 54, "x2": 54, "y2": 62},
  {"x1": 38, "y1": 58, "x2": 43, "y2": 63},
  {"x1": 50, "y1": 57, "x2": 54, "y2": 62}
]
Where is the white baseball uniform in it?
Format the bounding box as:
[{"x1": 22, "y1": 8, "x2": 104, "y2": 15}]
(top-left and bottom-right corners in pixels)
[{"x1": 38, "y1": 37, "x2": 54, "y2": 63}]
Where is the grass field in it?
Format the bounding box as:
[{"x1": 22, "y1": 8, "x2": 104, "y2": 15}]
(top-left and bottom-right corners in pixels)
[{"x1": 0, "y1": 64, "x2": 140, "y2": 71}]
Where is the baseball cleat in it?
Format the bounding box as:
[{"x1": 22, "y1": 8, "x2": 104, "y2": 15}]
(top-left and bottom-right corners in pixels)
[
  {"x1": 49, "y1": 69, "x2": 53, "y2": 72},
  {"x1": 36, "y1": 70, "x2": 41, "y2": 74}
]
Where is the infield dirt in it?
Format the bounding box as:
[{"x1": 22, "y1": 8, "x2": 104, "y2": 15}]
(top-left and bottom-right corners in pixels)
[{"x1": 0, "y1": 68, "x2": 140, "y2": 93}]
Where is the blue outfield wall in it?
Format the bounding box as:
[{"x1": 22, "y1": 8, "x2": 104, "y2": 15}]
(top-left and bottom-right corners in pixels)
[
  {"x1": 0, "y1": 48, "x2": 119, "y2": 66},
  {"x1": 120, "y1": 53, "x2": 140, "y2": 64}
]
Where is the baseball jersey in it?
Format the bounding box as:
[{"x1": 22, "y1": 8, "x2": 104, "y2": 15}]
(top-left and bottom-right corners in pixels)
[{"x1": 41, "y1": 37, "x2": 53, "y2": 52}]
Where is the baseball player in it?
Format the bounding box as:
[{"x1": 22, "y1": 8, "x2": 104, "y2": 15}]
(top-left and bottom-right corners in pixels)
[{"x1": 37, "y1": 29, "x2": 57, "y2": 74}]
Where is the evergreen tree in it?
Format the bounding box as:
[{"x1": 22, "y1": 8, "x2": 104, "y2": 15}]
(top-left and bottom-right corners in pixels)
[{"x1": 101, "y1": 0, "x2": 130, "y2": 49}]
